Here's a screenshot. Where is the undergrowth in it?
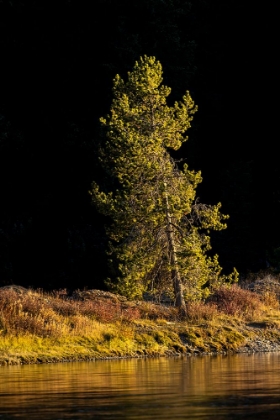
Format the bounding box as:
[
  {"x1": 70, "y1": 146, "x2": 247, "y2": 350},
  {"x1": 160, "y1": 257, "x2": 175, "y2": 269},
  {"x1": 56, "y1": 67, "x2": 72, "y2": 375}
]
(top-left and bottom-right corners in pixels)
[{"x1": 0, "y1": 281, "x2": 280, "y2": 365}]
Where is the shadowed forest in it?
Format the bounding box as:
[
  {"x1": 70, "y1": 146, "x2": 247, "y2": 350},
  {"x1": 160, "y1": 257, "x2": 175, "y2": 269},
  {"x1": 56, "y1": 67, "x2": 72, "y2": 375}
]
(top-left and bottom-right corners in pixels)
[{"x1": 0, "y1": 0, "x2": 276, "y2": 292}]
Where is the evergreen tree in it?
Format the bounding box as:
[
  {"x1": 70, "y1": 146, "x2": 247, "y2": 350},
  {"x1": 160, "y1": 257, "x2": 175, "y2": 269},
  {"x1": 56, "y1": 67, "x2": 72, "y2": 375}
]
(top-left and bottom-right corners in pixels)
[{"x1": 91, "y1": 56, "x2": 236, "y2": 311}]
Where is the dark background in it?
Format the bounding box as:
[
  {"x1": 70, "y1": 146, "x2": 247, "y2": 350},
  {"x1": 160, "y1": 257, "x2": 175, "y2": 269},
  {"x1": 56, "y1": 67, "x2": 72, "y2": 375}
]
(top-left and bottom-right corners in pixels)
[{"x1": 0, "y1": 0, "x2": 276, "y2": 290}]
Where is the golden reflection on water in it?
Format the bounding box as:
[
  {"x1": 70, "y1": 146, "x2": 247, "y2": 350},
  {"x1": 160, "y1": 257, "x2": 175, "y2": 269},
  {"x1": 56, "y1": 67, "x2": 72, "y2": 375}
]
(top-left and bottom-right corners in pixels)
[{"x1": 1, "y1": 353, "x2": 280, "y2": 419}]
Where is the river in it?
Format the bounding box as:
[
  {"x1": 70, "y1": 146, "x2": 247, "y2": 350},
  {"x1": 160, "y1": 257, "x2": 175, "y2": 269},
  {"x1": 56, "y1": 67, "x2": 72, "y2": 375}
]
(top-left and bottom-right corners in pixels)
[{"x1": 1, "y1": 353, "x2": 280, "y2": 419}]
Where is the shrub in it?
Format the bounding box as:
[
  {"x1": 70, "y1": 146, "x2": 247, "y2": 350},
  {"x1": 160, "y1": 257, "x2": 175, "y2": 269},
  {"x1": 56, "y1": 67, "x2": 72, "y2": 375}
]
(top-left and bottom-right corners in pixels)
[{"x1": 207, "y1": 285, "x2": 263, "y2": 318}]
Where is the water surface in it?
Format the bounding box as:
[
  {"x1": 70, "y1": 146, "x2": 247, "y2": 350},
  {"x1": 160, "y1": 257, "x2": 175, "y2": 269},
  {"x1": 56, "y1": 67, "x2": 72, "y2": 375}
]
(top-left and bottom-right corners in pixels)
[{"x1": 1, "y1": 353, "x2": 280, "y2": 419}]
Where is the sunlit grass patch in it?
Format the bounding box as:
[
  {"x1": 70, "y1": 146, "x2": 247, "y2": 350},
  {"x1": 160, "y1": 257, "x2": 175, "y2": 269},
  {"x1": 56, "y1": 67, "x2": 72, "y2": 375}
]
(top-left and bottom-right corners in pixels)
[{"x1": 1, "y1": 282, "x2": 280, "y2": 365}]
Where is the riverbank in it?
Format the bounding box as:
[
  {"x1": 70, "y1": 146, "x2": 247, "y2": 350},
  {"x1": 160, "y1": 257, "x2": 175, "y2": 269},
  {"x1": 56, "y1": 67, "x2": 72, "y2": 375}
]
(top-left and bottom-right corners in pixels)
[
  {"x1": 1, "y1": 318, "x2": 280, "y2": 365},
  {"x1": 1, "y1": 284, "x2": 280, "y2": 365}
]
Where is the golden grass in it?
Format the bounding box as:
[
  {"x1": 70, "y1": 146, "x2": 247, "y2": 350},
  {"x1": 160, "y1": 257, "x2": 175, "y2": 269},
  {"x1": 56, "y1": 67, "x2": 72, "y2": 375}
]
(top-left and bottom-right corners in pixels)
[{"x1": 1, "y1": 283, "x2": 280, "y2": 365}]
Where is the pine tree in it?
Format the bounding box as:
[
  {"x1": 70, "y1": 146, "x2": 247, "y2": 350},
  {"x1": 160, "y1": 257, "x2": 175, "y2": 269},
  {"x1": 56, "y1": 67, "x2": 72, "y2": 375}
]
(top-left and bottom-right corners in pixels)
[{"x1": 90, "y1": 56, "x2": 236, "y2": 311}]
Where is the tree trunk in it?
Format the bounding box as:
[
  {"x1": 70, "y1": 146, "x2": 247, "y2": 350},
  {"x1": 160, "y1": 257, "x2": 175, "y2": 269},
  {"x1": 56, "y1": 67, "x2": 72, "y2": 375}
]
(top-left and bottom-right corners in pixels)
[{"x1": 164, "y1": 182, "x2": 187, "y2": 313}]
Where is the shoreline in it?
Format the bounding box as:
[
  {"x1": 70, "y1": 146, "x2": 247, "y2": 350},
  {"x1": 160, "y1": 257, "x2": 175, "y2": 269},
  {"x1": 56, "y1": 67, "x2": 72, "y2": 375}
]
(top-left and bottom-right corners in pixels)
[
  {"x1": 1, "y1": 325, "x2": 280, "y2": 366},
  {"x1": 1, "y1": 286, "x2": 280, "y2": 366}
]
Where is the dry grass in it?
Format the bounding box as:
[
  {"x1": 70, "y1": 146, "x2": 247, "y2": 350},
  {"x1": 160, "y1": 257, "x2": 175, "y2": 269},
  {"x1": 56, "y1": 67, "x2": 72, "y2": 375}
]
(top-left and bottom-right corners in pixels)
[
  {"x1": 185, "y1": 301, "x2": 218, "y2": 322},
  {"x1": 0, "y1": 284, "x2": 275, "y2": 338},
  {"x1": 1, "y1": 281, "x2": 280, "y2": 365},
  {"x1": 240, "y1": 272, "x2": 280, "y2": 309},
  {"x1": 0, "y1": 288, "x2": 142, "y2": 337}
]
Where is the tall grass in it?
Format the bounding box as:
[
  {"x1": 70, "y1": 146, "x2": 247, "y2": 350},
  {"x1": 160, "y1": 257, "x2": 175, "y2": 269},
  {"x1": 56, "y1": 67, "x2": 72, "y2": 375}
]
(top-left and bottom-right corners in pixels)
[
  {"x1": 0, "y1": 288, "x2": 142, "y2": 337},
  {"x1": 0, "y1": 283, "x2": 276, "y2": 339},
  {"x1": 1, "y1": 282, "x2": 280, "y2": 365}
]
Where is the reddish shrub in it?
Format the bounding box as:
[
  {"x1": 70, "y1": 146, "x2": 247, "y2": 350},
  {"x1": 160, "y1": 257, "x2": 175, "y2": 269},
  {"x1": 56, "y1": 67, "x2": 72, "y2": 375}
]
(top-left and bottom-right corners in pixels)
[{"x1": 207, "y1": 285, "x2": 263, "y2": 317}]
